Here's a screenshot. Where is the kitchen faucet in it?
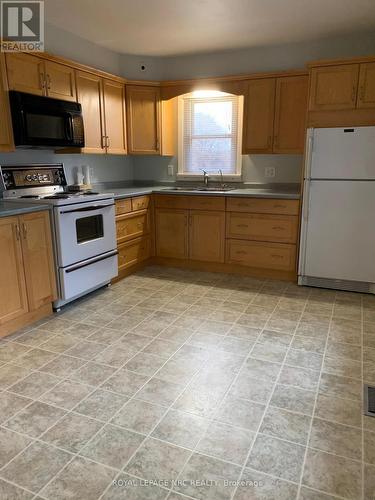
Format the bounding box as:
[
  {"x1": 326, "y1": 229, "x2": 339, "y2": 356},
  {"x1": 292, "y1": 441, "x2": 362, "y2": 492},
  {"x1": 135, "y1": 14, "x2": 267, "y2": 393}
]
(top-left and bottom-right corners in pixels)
[
  {"x1": 201, "y1": 169, "x2": 209, "y2": 187},
  {"x1": 218, "y1": 169, "x2": 228, "y2": 190}
]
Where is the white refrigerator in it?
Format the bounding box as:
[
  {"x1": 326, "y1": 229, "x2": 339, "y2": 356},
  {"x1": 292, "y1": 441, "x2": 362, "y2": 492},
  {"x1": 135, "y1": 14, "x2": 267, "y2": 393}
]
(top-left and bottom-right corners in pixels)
[{"x1": 299, "y1": 126, "x2": 375, "y2": 294}]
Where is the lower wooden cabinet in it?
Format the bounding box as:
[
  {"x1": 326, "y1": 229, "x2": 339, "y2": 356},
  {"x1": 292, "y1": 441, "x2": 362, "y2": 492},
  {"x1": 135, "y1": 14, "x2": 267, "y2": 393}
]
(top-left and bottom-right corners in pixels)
[
  {"x1": 0, "y1": 211, "x2": 56, "y2": 335},
  {"x1": 118, "y1": 237, "x2": 151, "y2": 272},
  {"x1": 116, "y1": 210, "x2": 150, "y2": 244},
  {"x1": 189, "y1": 211, "x2": 225, "y2": 262},
  {"x1": 226, "y1": 239, "x2": 296, "y2": 271},
  {"x1": 155, "y1": 209, "x2": 189, "y2": 259}
]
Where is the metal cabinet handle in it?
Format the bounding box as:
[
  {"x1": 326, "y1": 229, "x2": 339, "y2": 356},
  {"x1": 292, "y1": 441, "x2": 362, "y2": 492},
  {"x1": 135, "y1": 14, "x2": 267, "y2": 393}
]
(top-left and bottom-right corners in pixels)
[
  {"x1": 272, "y1": 226, "x2": 285, "y2": 231},
  {"x1": 235, "y1": 250, "x2": 247, "y2": 255},
  {"x1": 106, "y1": 136, "x2": 110, "y2": 148},
  {"x1": 351, "y1": 85, "x2": 356, "y2": 102},
  {"x1": 22, "y1": 223, "x2": 27, "y2": 239},
  {"x1": 46, "y1": 74, "x2": 51, "y2": 90},
  {"x1": 236, "y1": 224, "x2": 249, "y2": 228},
  {"x1": 14, "y1": 224, "x2": 20, "y2": 240},
  {"x1": 39, "y1": 72, "x2": 45, "y2": 90},
  {"x1": 271, "y1": 254, "x2": 283, "y2": 259}
]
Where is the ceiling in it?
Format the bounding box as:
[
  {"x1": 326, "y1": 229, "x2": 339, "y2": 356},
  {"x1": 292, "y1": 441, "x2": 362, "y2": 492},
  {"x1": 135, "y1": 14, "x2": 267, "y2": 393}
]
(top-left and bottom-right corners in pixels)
[{"x1": 45, "y1": 0, "x2": 375, "y2": 57}]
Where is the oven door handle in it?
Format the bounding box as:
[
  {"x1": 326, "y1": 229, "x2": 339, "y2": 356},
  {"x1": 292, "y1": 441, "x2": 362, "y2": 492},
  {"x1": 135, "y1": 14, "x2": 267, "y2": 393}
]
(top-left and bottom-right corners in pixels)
[
  {"x1": 65, "y1": 250, "x2": 118, "y2": 274},
  {"x1": 60, "y1": 203, "x2": 114, "y2": 214}
]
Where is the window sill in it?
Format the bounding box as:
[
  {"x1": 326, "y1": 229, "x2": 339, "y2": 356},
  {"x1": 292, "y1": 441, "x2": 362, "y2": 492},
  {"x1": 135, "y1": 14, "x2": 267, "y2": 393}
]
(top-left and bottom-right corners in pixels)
[{"x1": 176, "y1": 173, "x2": 242, "y2": 182}]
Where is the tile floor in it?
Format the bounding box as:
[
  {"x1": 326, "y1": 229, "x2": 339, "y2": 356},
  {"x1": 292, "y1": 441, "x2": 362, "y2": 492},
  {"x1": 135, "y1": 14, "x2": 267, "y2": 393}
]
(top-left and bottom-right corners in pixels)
[{"x1": 0, "y1": 266, "x2": 374, "y2": 500}]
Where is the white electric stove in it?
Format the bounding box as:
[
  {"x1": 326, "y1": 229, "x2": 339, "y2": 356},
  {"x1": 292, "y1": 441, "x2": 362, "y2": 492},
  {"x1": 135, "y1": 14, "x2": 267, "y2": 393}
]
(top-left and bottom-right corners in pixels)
[{"x1": 1, "y1": 164, "x2": 118, "y2": 309}]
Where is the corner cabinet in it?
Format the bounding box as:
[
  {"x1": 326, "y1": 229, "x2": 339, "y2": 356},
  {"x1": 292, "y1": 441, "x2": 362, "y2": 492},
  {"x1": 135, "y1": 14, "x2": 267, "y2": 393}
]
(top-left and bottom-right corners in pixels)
[
  {"x1": 242, "y1": 74, "x2": 308, "y2": 154},
  {"x1": 0, "y1": 211, "x2": 56, "y2": 337},
  {"x1": 126, "y1": 85, "x2": 160, "y2": 154}
]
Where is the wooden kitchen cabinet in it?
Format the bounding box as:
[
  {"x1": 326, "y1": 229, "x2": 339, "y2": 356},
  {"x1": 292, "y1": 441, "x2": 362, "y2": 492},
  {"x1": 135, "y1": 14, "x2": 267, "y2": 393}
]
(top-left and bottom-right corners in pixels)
[
  {"x1": 102, "y1": 79, "x2": 127, "y2": 154},
  {"x1": 44, "y1": 60, "x2": 76, "y2": 101},
  {"x1": 189, "y1": 211, "x2": 225, "y2": 262},
  {"x1": 0, "y1": 216, "x2": 28, "y2": 324},
  {"x1": 6, "y1": 52, "x2": 45, "y2": 95},
  {"x1": 118, "y1": 237, "x2": 151, "y2": 272},
  {"x1": 126, "y1": 85, "x2": 160, "y2": 154},
  {"x1": 0, "y1": 54, "x2": 14, "y2": 152},
  {"x1": 357, "y1": 62, "x2": 375, "y2": 108},
  {"x1": 226, "y1": 239, "x2": 296, "y2": 271},
  {"x1": 243, "y1": 78, "x2": 275, "y2": 153},
  {"x1": 6, "y1": 53, "x2": 76, "y2": 101},
  {"x1": 309, "y1": 64, "x2": 359, "y2": 111},
  {"x1": 20, "y1": 211, "x2": 57, "y2": 310},
  {"x1": 76, "y1": 71, "x2": 105, "y2": 154},
  {"x1": 116, "y1": 209, "x2": 150, "y2": 244},
  {"x1": 273, "y1": 76, "x2": 308, "y2": 153},
  {"x1": 0, "y1": 211, "x2": 56, "y2": 337},
  {"x1": 155, "y1": 208, "x2": 189, "y2": 259}
]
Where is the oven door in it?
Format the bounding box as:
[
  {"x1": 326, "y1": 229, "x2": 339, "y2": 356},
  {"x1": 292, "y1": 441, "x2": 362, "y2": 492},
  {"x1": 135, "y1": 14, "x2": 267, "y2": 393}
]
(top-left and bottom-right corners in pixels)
[{"x1": 54, "y1": 199, "x2": 116, "y2": 267}]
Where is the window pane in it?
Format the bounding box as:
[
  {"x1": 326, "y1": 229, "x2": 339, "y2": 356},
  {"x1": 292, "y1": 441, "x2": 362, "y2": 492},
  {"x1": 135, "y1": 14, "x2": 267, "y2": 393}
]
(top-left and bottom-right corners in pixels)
[
  {"x1": 193, "y1": 101, "x2": 233, "y2": 135},
  {"x1": 188, "y1": 138, "x2": 233, "y2": 170}
]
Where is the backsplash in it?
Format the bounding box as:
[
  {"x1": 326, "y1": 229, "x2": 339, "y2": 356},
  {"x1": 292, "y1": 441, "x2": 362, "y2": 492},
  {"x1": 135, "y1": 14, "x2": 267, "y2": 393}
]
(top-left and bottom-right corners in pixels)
[
  {"x1": 0, "y1": 150, "x2": 134, "y2": 190},
  {"x1": 132, "y1": 154, "x2": 303, "y2": 184}
]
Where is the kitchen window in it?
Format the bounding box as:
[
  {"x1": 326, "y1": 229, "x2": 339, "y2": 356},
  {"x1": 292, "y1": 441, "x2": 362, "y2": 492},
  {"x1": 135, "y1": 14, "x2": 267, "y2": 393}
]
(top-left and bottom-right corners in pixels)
[{"x1": 178, "y1": 91, "x2": 243, "y2": 180}]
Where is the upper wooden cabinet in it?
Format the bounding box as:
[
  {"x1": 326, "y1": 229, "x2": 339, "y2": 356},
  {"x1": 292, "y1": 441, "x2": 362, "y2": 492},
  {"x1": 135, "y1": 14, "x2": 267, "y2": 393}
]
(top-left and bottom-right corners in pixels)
[
  {"x1": 309, "y1": 64, "x2": 359, "y2": 111},
  {"x1": 0, "y1": 54, "x2": 14, "y2": 152},
  {"x1": 242, "y1": 75, "x2": 308, "y2": 154},
  {"x1": 126, "y1": 85, "x2": 160, "y2": 154},
  {"x1": 6, "y1": 53, "x2": 76, "y2": 101},
  {"x1": 44, "y1": 60, "x2": 76, "y2": 101},
  {"x1": 103, "y1": 79, "x2": 127, "y2": 154},
  {"x1": 243, "y1": 78, "x2": 275, "y2": 153},
  {"x1": 273, "y1": 75, "x2": 308, "y2": 154},
  {"x1": 357, "y1": 62, "x2": 375, "y2": 108},
  {"x1": 6, "y1": 53, "x2": 45, "y2": 96},
  {"x1": 76, "y1": 71, "x2": 105, "y2": 154}
]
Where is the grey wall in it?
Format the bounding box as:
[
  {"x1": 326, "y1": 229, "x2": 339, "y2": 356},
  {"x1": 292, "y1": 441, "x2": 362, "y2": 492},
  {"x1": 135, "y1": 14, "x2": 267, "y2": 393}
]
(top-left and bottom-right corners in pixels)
[
  {"x1": 132, "y1": 155, "x2": 303, "y2": 184},
  {"x1": 0, "y1": 150, "x2": 133, "y2": 186}
]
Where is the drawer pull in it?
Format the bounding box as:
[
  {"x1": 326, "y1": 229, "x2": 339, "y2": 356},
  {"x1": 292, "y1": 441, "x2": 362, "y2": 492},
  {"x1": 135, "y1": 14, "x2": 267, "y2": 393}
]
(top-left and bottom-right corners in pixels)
[
  {"x1": 272, "y1": 226, "x2": 285, "y2": 231},
  {"x1": 235, "y1": 250, "x2": 247, "y2": 255},
  {"x1": 137, "y1": 222, "x2": 143, "y2": 228},
  {"x1": 271, "y1": 254, "x2": 283, "y2": 259},
  {"x1": 273, "y1": 204, "x2": 286, "y2": 209},
  {"x1": 236, "y1": 224, "x2": 249, "y2": 228}
]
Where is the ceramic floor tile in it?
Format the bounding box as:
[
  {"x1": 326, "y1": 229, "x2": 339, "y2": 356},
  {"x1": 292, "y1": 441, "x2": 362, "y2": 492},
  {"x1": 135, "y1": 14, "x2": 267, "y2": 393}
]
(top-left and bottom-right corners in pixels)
[
  {"x1": 260, "y1": 406, "x2": 311, "y2": 445},
  {"x1": 10, "y1": 372, "x2": 60, "y2": 399},
  {"x1": 135, "y1": 378, "x2": 185, "y2": 406},
  {"x1": 279, "y1": 365, "x2": 320, "y2": 391},
  {"x1": 172, "y1": 387, "x2": 222, "y2": 417},
  {"x1": 40, "y1": 380, "x2": 93, "y2": 410},
  {"x1": 230, "y1": 374, "x2": 274, "y2": 404},
  {"x1": 124, "y1": 437, "x2": 190, "y2": 487},
  {"x1": 251, "y1": 342, "x2": 288, "y2": 363},
  {"x1": 0, "y1": 343, "x2": 33, "y2": 363},
  {"x1": 39, "y1": 334, "x2": 80, "y2": 354},
  {"x1": 152, "y1": 408, "x2": 208, "y2": 449},
  {"x1": 302, "y1": 448, "x2": 362, "y2": 499},
  {"x1": 74, "y1": 389, "x2": 128, "y2": 422},
  {"x1": 112, "y1": 398, "x2": 166, "y2": 434},
  {"x1": 16, "y1": 348, "x2": 58, "y2": 370},
  {"x1": 0, "y1": 364, "x2": 31, "y2": 389},
  {"x1": 69, "y1": 361, "x2": 117, "y2": 387},
  {"x1": 364, "y1": 430, "x2": 375, "y2": 465},
  {"x1": 40, "y1": 456, "x2": 116, "y2": 500},
  {"x1": 234, "y1": 467, "x2": 298, "y2": 499},
  {"x1": 64, "y1": 340, "x2": 107, "y2": 360},
  {"x1": 0, "y1": 426, "x2": 32, "y2": 468},
  {"x1": 101, "y1": 369, "x2": 149, "y2": 397},
  {"x1": 0, "y1": 392, "x2": 31, "y2": 424},
  {"x1": 285, "y1": 349, "x2": 323, "y2": 371},
  {"x1": 1, "y1": 441, "x2": 71, "y2": 494},
  {"x1": 215, "y1": 396, "x2": 265, "y2": 431},
  {"x1": 270, "y1": 384, "x2": 316, "y2": 416},
  {"x1": 247, "y1": 434, "x2": 305, "y2": 482},
  {"x1": 4, "y1": 401, "x2": 66, "y2": 438},
  {"x1": 364, "y1": 463, "x2": 375, "y2": 500},
  {"x1": 310, "y1": 418, "x2": 362, "y2": 460},
  {"x1": 124, "y1": 352, "x2": 167, "y2": 377},
  {"x1": 41, "y1": 412, "x2": 103, "y2": 453},
  {"x1": 242, "y1": 357, "x2": 282, "y2": 382},
  {"x1": 319, "y1": 373, "x2": 362, "y2": 401},
  {"x1": 38, "y1": 354, "x2": 86, "y2": 377},
  {"x1": 81, "y1": 424, "x2": 145, "y2": 469},
  {"x1": 0, "y1": 479, "x2": 34, "y2": 500}
]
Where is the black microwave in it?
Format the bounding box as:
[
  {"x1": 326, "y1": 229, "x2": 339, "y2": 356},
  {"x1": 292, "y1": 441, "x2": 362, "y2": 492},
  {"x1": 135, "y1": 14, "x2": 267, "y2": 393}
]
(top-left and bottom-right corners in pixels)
[{"x1": 9, "y1": 91, "x2": 85, "y2": 148}]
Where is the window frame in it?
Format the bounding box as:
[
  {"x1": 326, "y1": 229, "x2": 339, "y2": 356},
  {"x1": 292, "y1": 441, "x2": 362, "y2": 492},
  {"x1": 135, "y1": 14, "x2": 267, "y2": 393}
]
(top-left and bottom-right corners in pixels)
[{"x1": 177, "y1": 92, "x2": 243, "y2": 181}]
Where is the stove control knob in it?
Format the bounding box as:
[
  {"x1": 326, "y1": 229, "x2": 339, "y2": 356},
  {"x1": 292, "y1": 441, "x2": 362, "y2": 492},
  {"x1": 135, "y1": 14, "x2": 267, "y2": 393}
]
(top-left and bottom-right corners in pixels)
[
  {"x1": 32, "y1": 175, "x2": 38, "y2": 181},
  {"x1": 43, "y1": 174, "x2": 49, "y2": 181},
  {"x1": 26, "y1": 175, "x2": 32, "y2": 181}
]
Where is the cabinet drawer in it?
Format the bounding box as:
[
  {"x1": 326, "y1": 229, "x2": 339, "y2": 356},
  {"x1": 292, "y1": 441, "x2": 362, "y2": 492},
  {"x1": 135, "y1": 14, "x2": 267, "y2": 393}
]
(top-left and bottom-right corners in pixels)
[
  {"x1": 227, "y1": 197, "x2": 299, "y2": 215},
  {"x1": 227, "y1": 213, "x2": 298, "y2": 243},
  {"x1": 118, "y1": 237, "x2": 151, "y2": 271},
  {"x1": 226, "y1": 239, "x2": 296, "y2": 271},
  {"x1": 189, "y1": 196, "x2": 225, "y2": 211},
  {"x1": 132, "y1": 195, "x2": 150, "y2": 212},
  {"x1": 154, "y1": 194, "x2": 190, "y2": 209},
  {"x1": 116, "y1": 210, "x2": 150, "y2": 243},
  {"x1": 115, "y1": 198, "x2": 132, "y2": 216}
]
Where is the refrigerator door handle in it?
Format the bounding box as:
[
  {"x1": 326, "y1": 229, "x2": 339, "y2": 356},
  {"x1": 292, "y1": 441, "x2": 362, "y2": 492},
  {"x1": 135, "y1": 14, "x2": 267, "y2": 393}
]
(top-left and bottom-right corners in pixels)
[{"x1": 299, "y1": 132, "x2": 314, "y2": 276}]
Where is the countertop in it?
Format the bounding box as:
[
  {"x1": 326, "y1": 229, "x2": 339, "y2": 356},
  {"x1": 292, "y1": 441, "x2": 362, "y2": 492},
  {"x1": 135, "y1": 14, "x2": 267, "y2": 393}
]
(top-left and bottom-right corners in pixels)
[
  {"x1": 0, "y1": 201, "x2": 50, "y2": 218},
  {"x1": 100, "y1": 185, "x2": 301, "y2": 200}
]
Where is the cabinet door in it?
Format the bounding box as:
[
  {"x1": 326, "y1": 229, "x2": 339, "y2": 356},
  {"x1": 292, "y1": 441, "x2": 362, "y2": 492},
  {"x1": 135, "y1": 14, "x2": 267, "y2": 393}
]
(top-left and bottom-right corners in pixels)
[
  {"x1": 76, "y1": 71, "x2": 105, "y2": 153},
  {"x1": 126, "y1": 85, "x2": 160, "y2": 154},
  {"x1": 0, "y1": 217, "x2": 28, "y2": 324},
  {"x1": 155, "y1": 209, "x2": 188, "y2": 259},
  {"x1": 0, "y1": 54, "x2": 14, "y2": 152},
  {"x1": 6, "y1": 53, "x2": 45, "y2": 95},
  {"x1": 242, "y1": 78, "x2": 275, "y2": 153},
  {"x1": 118, "y1": 237, "x2": 151, "y2": 272},
  {"x1": 45, "y1": 60, "x2": 76, "y2": 101},
  {"x1": 357, "y1": 62, "x2": 375, "y2": 108},
  {"x1": 20, "y1": 211, "x2": 57, "y2": 311},
  {"x1": 309, "y1": 64, "x2": 359, "y2": 111},
  {"x1": 189, "y1": 211, "x2": 225, "y2": 263},
  {"x1": 103, "y1": 79, "x2": 127, "y2": 154},
  {"x1": 273, "y1": 76, "x2": 308, "y2": 154}
]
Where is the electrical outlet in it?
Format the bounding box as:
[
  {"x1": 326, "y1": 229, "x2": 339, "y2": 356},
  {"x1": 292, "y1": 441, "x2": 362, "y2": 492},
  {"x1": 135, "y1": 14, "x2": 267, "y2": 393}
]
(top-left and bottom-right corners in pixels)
[
  {"x1": 265, "y1": 166, "x2": 276, "y2": 178},
  {"x1": 167, "y1": 165, "x2": 174, "y2": 176}
]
